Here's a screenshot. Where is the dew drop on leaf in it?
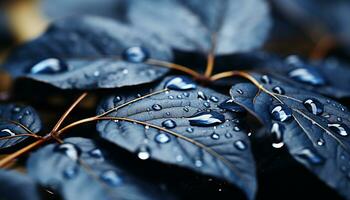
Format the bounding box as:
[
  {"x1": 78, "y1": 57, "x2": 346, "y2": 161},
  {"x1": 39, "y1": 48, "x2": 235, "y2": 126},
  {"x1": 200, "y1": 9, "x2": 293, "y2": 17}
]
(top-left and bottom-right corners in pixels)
[
  {"x1": 100, "y1": 170, "x2": 123, "y2": 187},
  {"x1": 209, "y1": 96, "x2": 219, "y2": 102},
  {"x1": 271, "y1": 123, "x2": 284, "y2": 148},
  {"x1": 161, "y1": 119, "x2": 176, "y2": 129},
  {"x1": 272, "y1": 86, "x2": 285, "y2": 95},
  {"x1": 317, "y1": 139, "x2": 325, "y2": 146},
  {"x1": 0, "y1": 129, "x2": 16, "y2": 137},
  {"x1": 261, "y1": 75, "x2": 271, "y2": 84},
  {"x1": 234, "y1": 140, "x2": 247, "y2": 151},
  {"x1": 122, "y1": 46, "x2": 149, "y2": 63},
  {"x1": 303, "y1": 98, "x2": 324, "y2": 115},
  {"x1": 30, "y1": 58, "x2": 68, "y2": 74},
  {"x1": 152, "y1": 104, "x2": 162, "y2": 111},
  {"x1": 63, "y1": 165, "x2": 79, "y2": 179},
  {"x1": 270, "y1": 104, "x2": 292, "y2": 122},
  {"x1": 137, "y1": 146, "x2": 151, "y2": 160},
  {"x1": 186, "y1": 127, "x2": 194, "y2": 133},
  {"x1": 210, "y1": 133, "x2": 220, "y2": 140},
  {"x1": 327, "y1": 123, "x2": 349, "y2": 136},
  {"x1": 54, "y1": 143, "x2": 81, "y2": 161},
  {"x1": 188, "y1": 111, "x2": 225, "y2": 127},
  {"x1": 164, "y1": 76, "x2": 197, "y2": 90},
  {"x1": 197, "y1": 91, "x2": 207, "y2": 100},
  {"x1": 288, "y1": 66, "x2": 326, "y2": 86},
  {"x1": 155, "y1": 133, "x2": 171, "y2": 144},
  {"x1": 218, "y1": 98, "x2": 246, "y2": 113},
  {"x1": 296, "y1": 148, "x2": 325, "y2": 165},
  {"x1": 89, "y1": 148, "x2": 103, "y2": 159}
]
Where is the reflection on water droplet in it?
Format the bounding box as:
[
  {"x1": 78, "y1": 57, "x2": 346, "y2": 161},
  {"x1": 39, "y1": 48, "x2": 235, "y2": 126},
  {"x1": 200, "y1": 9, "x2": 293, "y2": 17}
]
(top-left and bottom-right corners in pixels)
[
  {"x1": 261, "y1": 75, "x2": 271, "y2": 84},
  {"x1": 236, "y1": 89, "x2": 244, "y2": 95},
  {"x1": 63, "y1": 165, "x2": 78, "y2": 179},
  {"x1": 162, "y1": 119, "x2": 176, "y2": 129},
  {"x1": 234, "y1": 140, "x2": 247, "y2": 150},
  {"x1": 209, "y1": 96, "x2": 219, "y2": 102},
  {"x1": 186, "y1": 127, "x2": 194, "y2": 133},
  {"x1": 211, "y1": 133, "x2": 220, "y2": 140},
  {"x1": 296, "y1": 148, "x2": 324, "y2": 165},
  {"x1": 188, "y1": 111, "x2": 225, "y2": 127},
  {"x1": 155, "y1": 133, "x2": 171, "y2": 144},
  {"x1": 225, "y1": 133, "x2": 232, "y2": 138},
  {"x1": 218, "y1": 99, "x2": 246, "y2": 113},
  {"x1": 197, "y1": 91, "x2": 207, "y2": 100},
  {"x1": 288, "y1": 66, "x2": 326, "y2": 86},
  {"x1": 176, "y1": 155, "x2": 183, "y2": 162},
  {"x1": 137, "y1": 146, "x2": 151, "y2": 160},
  {"x1": 113, "y1": 96, "x2": 122, "y2": 103},
  {"x1": 317, "y1": 139, "x2": 325, "y2": 146},
  {"x1": 54, "y1": 143, "x2": 81, "y2": 161},
  {"x1": 328, "y1": 123, "x2": 349, "y2": 136},
  {"x1": 0, "y1": 129, "x2": 16, "y2": 137},
  {"x1": 100, "y1": 170, "x2": 123, "y2": 187},
  {"x1": 152, "y1": 104, "x2": 162, "y2": 111},
  {"x1": 194, "y1": 159, "x2": 203, "y2": 167},
  {"x1": 271, "y1": 123, "x2": 284, "y2": 149},
  {"x1": 303, "y1": 98, "x2": 323, "y2": 115},
  {"x1": 164, "y1": 76, "x2": 197, "y2": 90},
  {"x1": 30, "y1": 58, "x2": 68, "y2": 74},
  {"x1": 89, "y1": 148, "x2": 103, "y2": 159},
  {"x1": 272, "y1": 86, "x2": 285, "y2": 95},
  {"x1": 270, "y1": 104, "x2": 292, "y2": 122},
  {"x1": 12, "y1": 106, "x2": 21, "y2": 113},
  {"x1": 122, "y1": 46, "x2": 149, "y2": 63},
  {"x1": 203, "y1": 102, "x2": 210, "y2": 108}
]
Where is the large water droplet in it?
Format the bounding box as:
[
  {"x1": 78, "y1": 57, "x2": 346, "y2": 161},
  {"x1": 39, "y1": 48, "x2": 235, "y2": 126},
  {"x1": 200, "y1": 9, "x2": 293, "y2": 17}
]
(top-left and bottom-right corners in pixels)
[
  {"x1": 0, "y1": 129, "x2": 16, "y2": 137},
  {"x1": 63, "y1": 165, "x2": 79, "y2": 179},
  {"x1": 261, "y1": 75, "x2": 271, "y2": 84},
  {"x1": 188, "y1": 111, "x2": 225, "y2": 127},
  {"x1": 288, "y1": 62, "x2": 326, "y2": 86},
  {"x1": 271, "y1": 123, "x2": 284, "y2": 148},
  {"x1": 162, "y1": 119, "x2": 176, "y2": 129},
  {"x1": 272, "y1": 86, "x2": 285, "y2": 95},
  {"x1": 303, "y1": 98, "x2": 323, "y2": 115},
  {"x1": 328, "y1": 123, "x2": 349, "y2": 136},
  {"x1": 234, "y1": 140, "x2": 247, "y2": 151},
  {"x1": 270, "y1": 104, "x2": 292, "y2": 122},
  {"x1": 155, "y1": 133, "x2": 171, "y2": 144},
  {"x1": 152, "y1": 104, "x2": 162, "y2": 111},
  {"x1": 296, "y1": 148, "x2": 324, "y2": 165},
  {"x1": 197, "y1": 91, "x2": 207, "y2": 100},
  {"x1": 164, "y1": 76, "x2": 196, "y2": 90},
  {"x1": 100, "y1": 170, "x2": 123, "y2": 187},
  {"x1": 137, "y1": 146, "x2": 151, "y2": 160},
  {"x1": 218, "y1": 99, "x2": 246, "y2": 113},
  {"x1": 30, "y1": 58, "x2": 68, "y2": 74},
  {"x1": 122, "y1": 46, "x2": 149, "y2": 63},
  {"x1": 54, "y1": 143, "x2": 81, "y2": 161}
]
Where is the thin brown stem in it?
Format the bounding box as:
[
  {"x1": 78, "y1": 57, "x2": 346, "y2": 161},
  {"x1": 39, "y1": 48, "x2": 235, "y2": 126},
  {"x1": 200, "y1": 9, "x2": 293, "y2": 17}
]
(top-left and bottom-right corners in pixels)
[
  {"x1": 51, "y1": 92, "x2": 88, "y2": 132},
  {"x1": 146, "y1": 59, "x2": 203, "y2": 79},
  {"x1": 204, "y1": 34, "x2": 217, "y2": 77}
]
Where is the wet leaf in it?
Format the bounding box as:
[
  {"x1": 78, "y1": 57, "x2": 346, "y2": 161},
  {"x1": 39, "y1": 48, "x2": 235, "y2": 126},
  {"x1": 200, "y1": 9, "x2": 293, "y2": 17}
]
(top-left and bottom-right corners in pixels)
[
  {"x1": 230, "y1": 73, "x2": 350, "y2": 199},
  {"x1": 0, "y1": 104, "x2": 41, "y2": 149},
  {"x1": 3, "y1": 16, "x2": 173, "y2": 89},
  {"x1": 97, "y1": 76, "x2": 256, "y2": 199},
  {"x1": 123, "y1": 0, "x2": 271, "y2": 55},
  {"x1": 27, "y1": 137, "x2": 171, "y2": 200},
  {"x1": 0, "y1": 170, "x2": 41, "y2": 200}
]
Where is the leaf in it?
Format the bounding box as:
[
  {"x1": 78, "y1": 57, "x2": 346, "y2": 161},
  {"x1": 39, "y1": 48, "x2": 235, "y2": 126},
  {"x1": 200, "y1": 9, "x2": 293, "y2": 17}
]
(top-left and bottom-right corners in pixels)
[
  {"x1": 122, "y1": 0, "x2": 271, "y2": 55},
  {"x1": 2, "y1": 16, "x2": 173, "y2": 89},
  {"x1": 27, "y1": 137, "x2": 171, "y2": 200},
  {"x1": 0, "y1": 104, "x2": 42, "y2": 149},
  {"x1": 96, "y1": 76, "x2": 256, "y2": 199},
  {"x1": 219, "y1": 52, "x2": 350, "y2": 98},
  {"x1": 0, "y1": 169, "x2": 41, "y2": 200},
  {"x1": 230, "y1": 73, "x2": 350, "y2": 199}
]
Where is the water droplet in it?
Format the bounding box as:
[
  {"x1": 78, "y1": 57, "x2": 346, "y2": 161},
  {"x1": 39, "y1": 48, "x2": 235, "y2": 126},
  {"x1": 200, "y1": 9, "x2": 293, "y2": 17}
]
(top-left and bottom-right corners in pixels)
[
  {"x1": 63, "y1": 165, "x2": 78, "y2": 179},
  {"x1": 183, "y1": 92, "x2": 190, "y2": 97},
  {"x1": 54, "y1": 143, "x2": 81, "y2": 161},
  {"x1": 183, "y1": 107, "x2": 189, "y2": 112},
  {"x1": 89, "y1": 148, "x2": 103, "y2": 159},
  {"x1": 122, "y1": 46, "x2": 149, "y2": 63},
  {"x1": 328, "y1": 123, "x2": 349, "y2": 136},
  {"x1": 164, "y1": 76, "x2": 197, "y2": 90},
  {"x1": 137, "y1": 146, "x2": 151, "y2": 160},
  {"x1": 296, "y1": 148, "x2": 324, "y2": 165},
  {"x1": 209, "y1": 96, "x2": 219, "y2": 102},
  {"x1": 272, "y1": 86, "x2": 285, "y2": 95},
  {"x1": 162, "y1": 119, "x2": 176, "y2": 129},
  {"x1": 218, "y1": 99, "x2": 246, "y2": 113},
  {"x1": 317, "y1": 139, "x2": 325, "y2": 146},
  {"x1": 122, "y1": 69, "x2": 129, "y2": 74},
  {"x1": 113, "y1": 96, "x2": 122, "y2": 103},
  {"x1": 152, "y1": 104, "x2": 162, "y2": 111},
  {"x1": 168, "y1": 95, "x2": 174, "y2": 99},
  {"x1": 12, "y1": 106, "x2": 21, "y2": 113},
  {"x1": 288, "y1": 67, "x2": 326, "y2": 86},
  {"x1": 176, "y1": 155, "x2": 183, "y2": 162},
  {"x1": 271, "y1": 123, "x2": 284, "y2": 148},
  {"x1": 30, "y1": 58, "x2": 68, "y2": 74},
  {"x1": 93, "y1": 70, "x2": 100, "y2": 77},
  {"x1": 166, "y1": 112, "x2": 171, "y2": 116},
  {"x1": 177, "y1": 95, "x2": 183, "y2": 99},
  {"x1": 155, "y1": 133, "x2": 171, "y2": 144},
  {"x1": 188, "y1": 111, "x2": 225, "y2": 127},
  {"x1": 186, "y1": 127, "x2": 194, "y2": 133},
  {"x1": 233, "y1": 126, "x2": 241, "y2": 132},
  {"x1": 225, "y1": 133, "x2": 232, "y2": 138},
  {"x1": 211, "y1": 133, "x2": 220, "y2": 140},
  {"x1": 270, "y1": 104, "x2": 292, "y2": 122},
  {"x1": 100, "y1": 170, "x2": 123, "y2": 187},
  {"x1": 24, "y1": 110, "x2": 31, "y2": 115},
  {"x1": 203, "y1": 102, "x2": 211, "y2": 108},
  {"x1": 337, "y1": 117, "x2": 342, "y2": 122},
  {"x1": 303, "y1": 98, "x2": 323, "y2": 115},
  {"x1": 145, "y1": 125, "x2": 150, "y2": 130},
  {"x1": 261, "y1": 75, "x2": 271, "y2": 84},
  {"x1": 197, "y1": 91, "x2": 207, "y2": 100},
  {"x1": 0, "y1": 129, "x2": 16, "y2": 137},
  {"x1": 236, "y1": 89, "x2": 244, "y2": 95},
  {"x1": 234, "y1": 140, "x2": 247, "y2": 151},
  {"x1": 194, "y1": 159, "x2": 203, "y2": 167}
]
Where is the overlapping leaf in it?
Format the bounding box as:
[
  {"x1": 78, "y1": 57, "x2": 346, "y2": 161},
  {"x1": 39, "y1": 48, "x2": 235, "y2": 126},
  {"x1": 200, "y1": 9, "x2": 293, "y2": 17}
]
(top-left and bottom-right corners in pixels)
[
  {"x1": 97, "y1": 76, "x2": 256, "y2": 199},
  {"x1": 0, "y1": 104, "x2": 41, "y2": 149},
  {"x1": 122, "y1": 0, "x2": 271, "y2": 55},
  {"x1": 230, "y1": 73, "x2": 350, "y2": 199},
  {"x1": 0, "y1": 170, "x2": 41, "y2": 200},
  {"x1": 2, "y1": 16, "x2": 173, "y2": 89},
  {"x1": 27, "y1": 137, "x2": 171, "y2": 200}
]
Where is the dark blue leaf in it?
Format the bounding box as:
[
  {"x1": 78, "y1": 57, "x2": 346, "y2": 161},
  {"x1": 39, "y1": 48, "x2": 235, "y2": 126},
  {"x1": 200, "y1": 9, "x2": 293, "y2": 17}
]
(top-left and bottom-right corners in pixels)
[
  {"x1": 27, "y1": 137, "x2": 171, "y2": 200},
  {"x1": 122, "y1": 0, "x2": 271, "y2": 55},
  {"x1": 96, "y1": 76, "x2": 256, "y2": 199},
  {"x1": 0, "y1": 104, "x2": 41, "y2": 149},
  {"x1": 0, "y1": 170, "x2": 40, "y2": 200},
  {"x1": 230, "y1": 73, "x2": 350, "y2": 199},
  {"x1": 3, "y1": 16, "x2": 173, "y2": 89}
]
